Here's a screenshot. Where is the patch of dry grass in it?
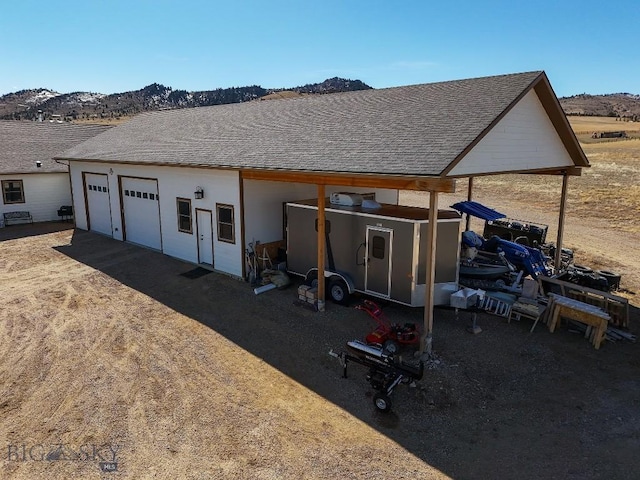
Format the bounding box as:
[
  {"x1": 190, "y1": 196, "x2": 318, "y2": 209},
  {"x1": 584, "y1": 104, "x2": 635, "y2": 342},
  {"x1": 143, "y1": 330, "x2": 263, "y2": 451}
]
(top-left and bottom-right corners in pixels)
[{"x1": 472, "y1": 137, "x2": 640, "y2": 233}]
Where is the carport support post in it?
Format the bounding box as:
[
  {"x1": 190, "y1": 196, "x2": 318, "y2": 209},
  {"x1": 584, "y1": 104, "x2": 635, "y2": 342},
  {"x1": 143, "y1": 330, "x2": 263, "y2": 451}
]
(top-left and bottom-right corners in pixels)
[
  {"x1": 466, "y1": 177, "x2": 474, "y2": 231},
  {"x1": 420, "y1": 191, "x2": 439, "y2": 356},
  {"x1": 555, "y1": 172, "x2": 568, "y2": 271},
  {"x1": 317, "y1": 184, "x2": 326, "y2": 312}
]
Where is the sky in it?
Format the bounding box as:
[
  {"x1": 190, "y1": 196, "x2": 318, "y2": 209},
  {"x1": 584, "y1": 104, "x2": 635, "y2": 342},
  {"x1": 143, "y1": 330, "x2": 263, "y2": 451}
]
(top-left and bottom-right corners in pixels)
[{"x1": 1, "y1": 0, "x2": 638, "y2": 98}]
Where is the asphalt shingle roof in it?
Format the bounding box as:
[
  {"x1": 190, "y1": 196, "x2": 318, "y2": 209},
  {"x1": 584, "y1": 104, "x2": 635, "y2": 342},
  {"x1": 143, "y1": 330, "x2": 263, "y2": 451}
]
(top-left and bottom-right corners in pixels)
[
  {"x1": 57, "y1": 72, "x2": 552, "y2": 176},
  {"x1": 0, "y1": 121, "x2": 112, "y2": 174}
]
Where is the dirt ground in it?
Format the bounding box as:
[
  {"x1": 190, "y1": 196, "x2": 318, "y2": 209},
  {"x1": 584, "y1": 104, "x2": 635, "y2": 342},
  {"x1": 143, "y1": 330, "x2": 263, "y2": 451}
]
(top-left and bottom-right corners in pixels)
[{"x1": 0, "y1": 223, "x2": 638, "y2": 479}]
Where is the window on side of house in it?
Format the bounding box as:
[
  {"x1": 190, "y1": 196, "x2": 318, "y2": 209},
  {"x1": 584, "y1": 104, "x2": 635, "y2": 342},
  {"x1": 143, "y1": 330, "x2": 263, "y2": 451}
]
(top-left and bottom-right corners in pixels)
[
  {"x1": 2, "y1": 180, "x2": 25, "y2": 204},
  {"x1": 176, "y1": 198, "x2": 192, "y2": 234},
  {"x1": 216, "y1": 204, "x2": 235, "y2": 243}
]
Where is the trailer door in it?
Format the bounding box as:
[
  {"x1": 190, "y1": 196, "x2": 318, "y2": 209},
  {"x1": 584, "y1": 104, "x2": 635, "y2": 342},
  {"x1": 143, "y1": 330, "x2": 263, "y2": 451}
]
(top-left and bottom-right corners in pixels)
[{"x1": 365, "y1": 226, "x2": 393, "y2": 298}]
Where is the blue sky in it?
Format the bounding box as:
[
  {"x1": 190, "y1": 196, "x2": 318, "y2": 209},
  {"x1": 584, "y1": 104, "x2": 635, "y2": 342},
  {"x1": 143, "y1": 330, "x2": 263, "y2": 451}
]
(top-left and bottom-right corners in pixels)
[{"x1": 1, "y1": 0, "x2": 638, "y2": 98}]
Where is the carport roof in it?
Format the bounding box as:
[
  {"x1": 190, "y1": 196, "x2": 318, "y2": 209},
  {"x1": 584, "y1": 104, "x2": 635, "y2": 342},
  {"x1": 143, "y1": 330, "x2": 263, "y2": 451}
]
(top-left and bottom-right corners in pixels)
[
  {"x1": 0, "y1": 121, "x2": 112, "y2": 174},
  {"x1": 56, "y1": 71, "x2": 588, "y2": 183}
]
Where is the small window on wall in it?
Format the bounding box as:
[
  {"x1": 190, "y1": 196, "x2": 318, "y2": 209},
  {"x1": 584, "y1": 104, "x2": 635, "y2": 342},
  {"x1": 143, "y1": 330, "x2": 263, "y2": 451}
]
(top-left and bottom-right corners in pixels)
[
  {"x1": 2, "y1": 180, "x2": 25, "y2": 204},
  {"x1": 372, "y1": 235, "x2": 386, "y2": 259},
  {"x1": 176, "y1": 198, "x2": 192, "y2": 234},
  {"x1": 217, "y1": 204, "x2": 235, "y2": 243}
]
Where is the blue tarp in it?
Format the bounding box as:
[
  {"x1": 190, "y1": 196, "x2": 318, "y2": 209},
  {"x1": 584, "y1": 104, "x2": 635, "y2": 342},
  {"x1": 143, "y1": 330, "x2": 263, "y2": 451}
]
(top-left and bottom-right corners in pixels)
[{"x1": 451, "y1": 201, "x2": 505, "y2": 221}]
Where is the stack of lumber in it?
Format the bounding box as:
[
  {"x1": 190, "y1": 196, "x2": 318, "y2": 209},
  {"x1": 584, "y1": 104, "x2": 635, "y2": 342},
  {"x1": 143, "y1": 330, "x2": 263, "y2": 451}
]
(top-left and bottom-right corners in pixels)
[{"x1": 568, "y1": 321, "x2": 637, "y2": 344}]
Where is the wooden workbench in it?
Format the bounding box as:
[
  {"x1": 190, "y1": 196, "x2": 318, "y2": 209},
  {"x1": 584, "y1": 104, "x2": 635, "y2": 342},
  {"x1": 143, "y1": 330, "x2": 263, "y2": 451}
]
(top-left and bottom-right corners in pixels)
[{"x1": 546, "y1": 293, "x2": 610, "y2": 349}]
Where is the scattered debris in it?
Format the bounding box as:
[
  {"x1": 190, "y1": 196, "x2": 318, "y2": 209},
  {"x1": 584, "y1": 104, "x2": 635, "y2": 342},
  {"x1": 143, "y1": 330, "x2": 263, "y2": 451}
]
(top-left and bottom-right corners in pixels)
[
  {"x1": 568, "y1": 320, "x2": 636, "y2": 344},
  {"x1": 254, "y1": 269, "x2": 291, "y2": 294}
]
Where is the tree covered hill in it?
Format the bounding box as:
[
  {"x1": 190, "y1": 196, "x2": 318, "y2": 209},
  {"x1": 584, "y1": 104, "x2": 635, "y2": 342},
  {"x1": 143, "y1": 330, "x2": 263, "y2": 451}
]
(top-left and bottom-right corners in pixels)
[{"x1": 0, "y1": 78, "x2": 371, "y2": 122}]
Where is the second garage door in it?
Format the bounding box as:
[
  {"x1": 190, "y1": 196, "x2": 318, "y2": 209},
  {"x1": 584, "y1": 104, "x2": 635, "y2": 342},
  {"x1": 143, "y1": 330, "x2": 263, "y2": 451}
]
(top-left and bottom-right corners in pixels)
[{"x1": 121, "y1": 177, "x2": 162, "y2": 250}]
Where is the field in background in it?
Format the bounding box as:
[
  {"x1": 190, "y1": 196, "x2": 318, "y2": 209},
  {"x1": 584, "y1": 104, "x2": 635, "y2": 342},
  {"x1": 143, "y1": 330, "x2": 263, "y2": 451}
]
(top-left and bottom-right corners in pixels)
[
  {"x1": 401, "y1": 116, "x2": 640, "y2": 306},
  {"x1": 473, "y1": 137, "x2": 640, "y2": 234},
  {"x1": 567, "y1": 115, "x2": 640, "y2": 139},
  {"x1": 567, "y1": 115, "x2": 640, "y2": 135}
]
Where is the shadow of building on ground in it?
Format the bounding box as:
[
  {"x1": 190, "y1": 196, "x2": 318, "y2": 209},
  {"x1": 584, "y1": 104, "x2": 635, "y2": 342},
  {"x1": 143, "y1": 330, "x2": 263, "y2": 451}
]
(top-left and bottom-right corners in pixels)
[
  {"x1": 0, "y1": 221, "x2": 74, "y2": 242},
  {"x1": 50, "y1": 228, "x2": 640, "y2": 480}
]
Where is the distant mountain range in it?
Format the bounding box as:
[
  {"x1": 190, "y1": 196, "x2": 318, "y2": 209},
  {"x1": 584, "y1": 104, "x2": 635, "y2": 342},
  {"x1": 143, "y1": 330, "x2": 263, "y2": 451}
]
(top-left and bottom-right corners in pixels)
[
  {"x1": 1, "y1": 77, "x2": 639, "y2": 122},
  {"x1": 0, "y1": 78, "x2": 371, "y2": 122},
  {"x1": 559, "y1": 93, "x2": 640, "y2": 118}
]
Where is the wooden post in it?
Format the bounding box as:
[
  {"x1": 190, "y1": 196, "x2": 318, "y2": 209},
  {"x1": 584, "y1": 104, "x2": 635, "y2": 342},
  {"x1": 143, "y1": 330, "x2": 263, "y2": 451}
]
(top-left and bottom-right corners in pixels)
[
  {"x1": 555, "y1": 172, "x2": 568, "y2": 272},
  {"x1": 420, "y1": 191, "x2": 439, "y2": 356},
  {"x1": 317, "y1": 184, "x2": 326, "y2": 312},
  {"x1": 466, "y1": 177, "x2": 474, "y2": 231}
]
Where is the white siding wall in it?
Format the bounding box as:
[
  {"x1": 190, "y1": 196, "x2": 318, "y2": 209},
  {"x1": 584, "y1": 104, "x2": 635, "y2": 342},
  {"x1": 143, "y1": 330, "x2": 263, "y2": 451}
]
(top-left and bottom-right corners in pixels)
[
  {"x1": 158, "y1": 168, "x2": 241, "y2": 276},
  {"x1": 327, "y1": 187, "x2": 398, "y2": 205},
  {"x1": 1, "y1": 173, "x2": 71, "y2": 222},
  {"x1": 242, "y1": 180, "x2": 398, "y2": 248},
  {"x1": 69, "y1": 162, "x2": 243, "y2": 277},
  {"x1": 67, "y1": 162, "x2": 400, "y2": 277},
  {"x1": 243, "y1": 181, "x2": 316, "y2": 246},
  {"x1": 448, "y1": 90, "x2": 575, "y2": 176}
]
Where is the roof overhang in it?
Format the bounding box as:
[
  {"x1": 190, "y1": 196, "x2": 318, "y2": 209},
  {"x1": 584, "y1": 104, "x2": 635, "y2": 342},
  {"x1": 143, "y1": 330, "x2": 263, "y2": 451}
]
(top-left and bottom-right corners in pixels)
[
  {"x1": 241, "y1": 169, "x2": 457, "y2": 193},
  {"x1": 58, "y1": 157, "x2": 458, "y2": 193},
  {"x1": 446, "y1": 165, "x2": 583, "y2": 178},
  {"x1": 0, "y1": 169, "x2": 68, "y2": 176}
]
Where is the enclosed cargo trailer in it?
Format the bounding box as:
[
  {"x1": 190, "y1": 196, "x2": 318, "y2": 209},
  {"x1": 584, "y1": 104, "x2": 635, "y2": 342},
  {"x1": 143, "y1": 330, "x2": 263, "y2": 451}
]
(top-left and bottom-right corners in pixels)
[{"x1": 286, "y1": 198, "x2": 462, "y2": 307}]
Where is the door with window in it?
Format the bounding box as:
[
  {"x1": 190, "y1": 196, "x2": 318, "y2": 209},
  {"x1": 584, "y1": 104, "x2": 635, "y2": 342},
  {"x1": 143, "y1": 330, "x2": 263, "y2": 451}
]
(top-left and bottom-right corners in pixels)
[
  {"x1": 84, "y1": 173, "x2": 113, "y2": 236},
  {"x1": 121, "y1": 177, "x2": 161, "y2": 250},
  {"x1": 196, "y1": 209, "x2": 214, "y2": 266},
  {"x1": 365, "y1": 226, "x2": 393, "y2": 298}
]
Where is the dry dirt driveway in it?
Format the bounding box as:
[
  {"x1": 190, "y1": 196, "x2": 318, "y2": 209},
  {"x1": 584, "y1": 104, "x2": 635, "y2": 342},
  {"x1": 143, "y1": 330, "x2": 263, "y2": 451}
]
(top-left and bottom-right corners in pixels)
[{"x1": 1, "y1": 223, "x2": 639, "y2": 479}]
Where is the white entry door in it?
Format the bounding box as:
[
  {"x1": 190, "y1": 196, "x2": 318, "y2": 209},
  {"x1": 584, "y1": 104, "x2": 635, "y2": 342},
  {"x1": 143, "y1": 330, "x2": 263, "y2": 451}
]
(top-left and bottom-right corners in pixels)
[
  {"x1": 84, "y1": 173, "x2": 113, "y2": 236},
  {"x1": 196, "y1": 209, "x2": 214, "y2": 266},
  {"x1": 121, "y1": 177, "x2": 162, "y2": 250}
]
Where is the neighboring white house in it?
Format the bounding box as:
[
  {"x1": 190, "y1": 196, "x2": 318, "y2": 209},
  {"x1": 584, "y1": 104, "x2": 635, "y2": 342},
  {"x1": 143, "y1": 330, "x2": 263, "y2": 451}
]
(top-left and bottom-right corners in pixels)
[
  {"x1": 55, "y1": 71, "x2": 589, "y2": 285},
  {"x1": 0, "y1": 121, "x2": 111, "y2": 224}
]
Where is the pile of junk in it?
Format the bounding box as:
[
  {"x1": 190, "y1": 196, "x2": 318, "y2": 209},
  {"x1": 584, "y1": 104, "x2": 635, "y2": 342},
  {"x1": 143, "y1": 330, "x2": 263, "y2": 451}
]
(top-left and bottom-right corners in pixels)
[{"x1": 451, "y1": 201, "x2": 622, "y2": 296}]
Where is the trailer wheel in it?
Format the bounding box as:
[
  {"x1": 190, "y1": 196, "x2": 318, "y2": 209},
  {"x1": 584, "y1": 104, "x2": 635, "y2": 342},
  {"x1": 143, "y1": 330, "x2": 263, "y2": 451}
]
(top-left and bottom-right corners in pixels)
[
  {"x1": 304, "y1": 271, "x2": 319, "y2": 288},
  {"x1": 382, "y1": 339, "x2": 399, "y2": 355},
  {"x1": 373, "y1": 393, "x2": 392, "y2": 413},
  {"x1": 329, "y1": 278, "x2": 350, "y2": 305}
]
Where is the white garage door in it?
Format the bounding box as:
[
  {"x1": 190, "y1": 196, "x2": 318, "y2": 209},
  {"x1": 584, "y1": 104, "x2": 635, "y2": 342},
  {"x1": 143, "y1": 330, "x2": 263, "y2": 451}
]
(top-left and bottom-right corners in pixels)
[
  {"x1": 85, "y1": 173, "x2": 113, "y2": 236},
  {"x1": 121, "y1": 177, "x2": 162, "y2": 250}
]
